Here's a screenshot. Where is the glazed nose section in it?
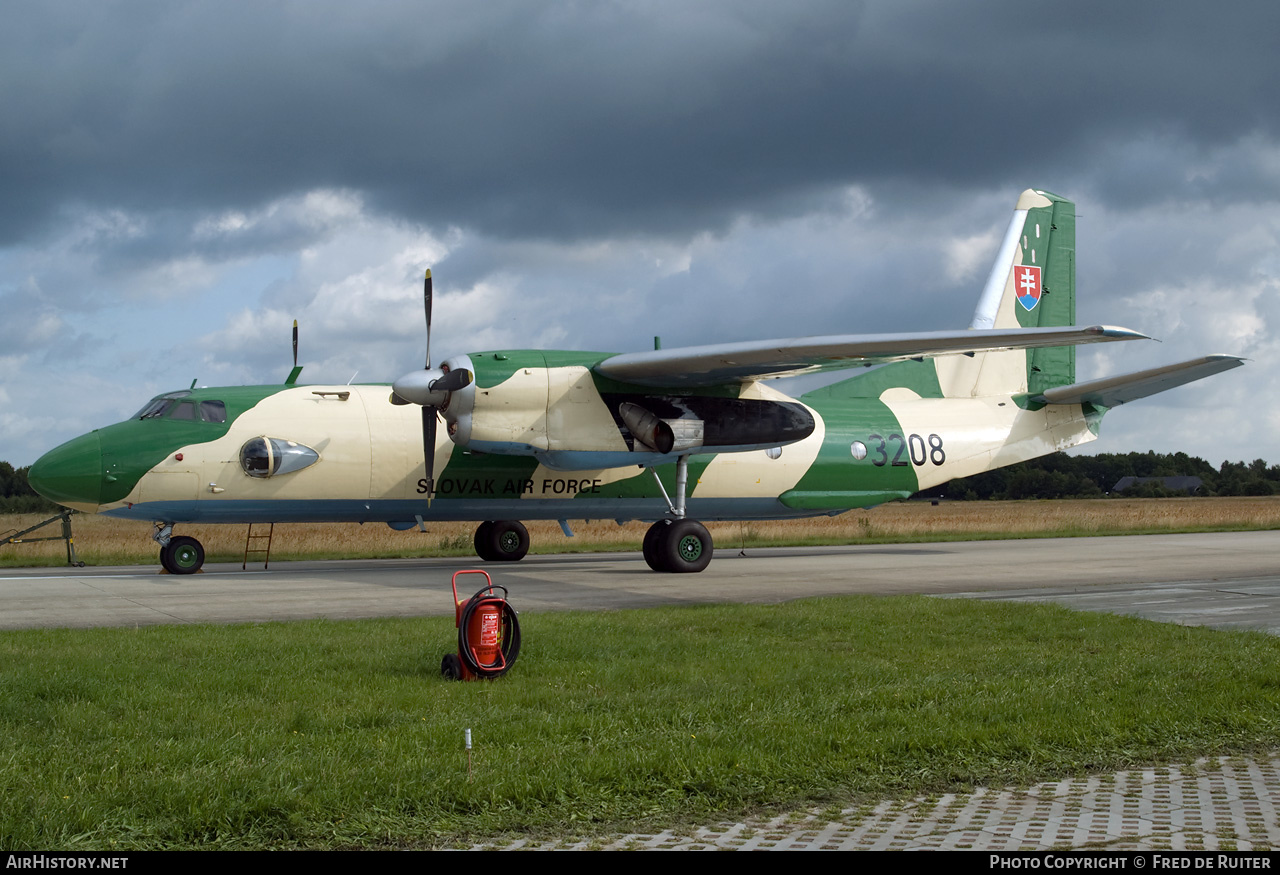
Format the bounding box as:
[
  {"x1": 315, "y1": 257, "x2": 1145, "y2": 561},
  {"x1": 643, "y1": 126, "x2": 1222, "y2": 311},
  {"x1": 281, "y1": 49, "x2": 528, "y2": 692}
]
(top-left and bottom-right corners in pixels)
[{"x1": 27, "y1": 431, "x2": 103, "y2": 512}]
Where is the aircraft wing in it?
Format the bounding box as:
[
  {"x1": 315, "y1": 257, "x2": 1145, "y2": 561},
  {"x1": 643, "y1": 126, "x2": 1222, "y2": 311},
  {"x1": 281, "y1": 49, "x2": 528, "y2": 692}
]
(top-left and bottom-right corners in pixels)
[
  {"x1": 1034, "y1": 354, "x2": 1245, "y2": 408},
  {"x1": 594, "y1": 325, "x2": 1148, "y2": 387}
]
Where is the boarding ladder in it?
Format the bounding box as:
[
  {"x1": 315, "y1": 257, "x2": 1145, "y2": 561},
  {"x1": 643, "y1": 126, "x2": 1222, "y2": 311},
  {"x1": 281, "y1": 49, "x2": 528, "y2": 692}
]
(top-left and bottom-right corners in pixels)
[{"x1": 242, "y1": 522, "x2": 275, "y2": 570}]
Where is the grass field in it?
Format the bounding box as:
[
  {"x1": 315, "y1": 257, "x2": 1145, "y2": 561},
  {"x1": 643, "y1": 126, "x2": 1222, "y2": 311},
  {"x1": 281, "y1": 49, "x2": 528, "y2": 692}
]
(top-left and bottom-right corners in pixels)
[
  {"x1": 2, "y1": 595, "x2": 1280, "y2": 849},
  {"x1": 4, "y1": 498, "x2": 1280, "y2": 848},
  {"x1": 4, "y1": 496, "x2": 1280, "y2": 568}
]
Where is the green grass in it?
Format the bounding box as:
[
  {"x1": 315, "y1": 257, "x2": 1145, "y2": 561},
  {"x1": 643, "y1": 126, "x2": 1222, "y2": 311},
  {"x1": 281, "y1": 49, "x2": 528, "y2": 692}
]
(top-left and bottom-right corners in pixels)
[{"x1": 3, "y1": 596, "x2": 1280, "y2": 848}]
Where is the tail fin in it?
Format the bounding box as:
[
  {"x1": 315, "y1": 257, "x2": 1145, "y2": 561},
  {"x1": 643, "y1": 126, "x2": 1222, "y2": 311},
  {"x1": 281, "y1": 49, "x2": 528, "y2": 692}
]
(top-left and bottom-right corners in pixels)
[
  {"x1": 805, "y1": 189, "x2": 1077, "y2": 402},
  {"x1": 967, "y1": 189, "x2": 1076, "y2": 394}
]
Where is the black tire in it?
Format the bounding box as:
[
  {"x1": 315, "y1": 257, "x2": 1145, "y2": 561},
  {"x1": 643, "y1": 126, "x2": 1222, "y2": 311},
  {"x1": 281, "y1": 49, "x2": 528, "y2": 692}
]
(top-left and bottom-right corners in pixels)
[
  {"x1": 643, "y1": 520, "x2": 671, "y2": 572},
  {"x1": 482, "y1": 520, "x2": 529, "y2": 562},
  {"x1": 441, "y1": 652, "x2": 463, "y2": 680},
  {"x1": 473, "y1": 521, "x2": 496, "y2": 561},
  {"x1": 653, "y1": 519, "x2": 713, "y2": 573},
  {"x1": 163, "y1": 536, "x2": 205, "y2": 575}
]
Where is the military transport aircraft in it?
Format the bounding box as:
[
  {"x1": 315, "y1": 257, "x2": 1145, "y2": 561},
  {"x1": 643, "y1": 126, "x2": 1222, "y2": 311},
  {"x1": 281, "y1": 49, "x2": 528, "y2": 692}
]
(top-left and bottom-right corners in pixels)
[{"x1": 28, "y1": 189, "x2": 1243, "y2": 574}]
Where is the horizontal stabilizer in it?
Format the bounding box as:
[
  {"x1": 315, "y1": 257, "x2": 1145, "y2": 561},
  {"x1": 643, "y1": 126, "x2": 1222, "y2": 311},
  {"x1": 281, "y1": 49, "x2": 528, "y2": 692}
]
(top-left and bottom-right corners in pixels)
[
  {"x1": 1035, "y1": 355, "x2": 1245, "y2": 408},
  {"x1": 595, "y1": 325, "x2": 1147, "y2": 387}
]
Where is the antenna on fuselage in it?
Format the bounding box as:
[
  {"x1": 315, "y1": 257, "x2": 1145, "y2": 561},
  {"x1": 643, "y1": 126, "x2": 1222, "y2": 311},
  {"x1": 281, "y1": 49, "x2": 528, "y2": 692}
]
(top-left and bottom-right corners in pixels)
[{"x1": 285, "y1": 319, "x2": 303, "y2": 385}]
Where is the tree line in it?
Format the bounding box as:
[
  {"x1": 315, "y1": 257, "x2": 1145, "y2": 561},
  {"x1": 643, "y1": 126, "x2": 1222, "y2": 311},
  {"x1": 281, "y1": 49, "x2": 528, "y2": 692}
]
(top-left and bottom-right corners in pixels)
[
  {"x1": 0, "y1": 463, "x2": 61, "y2": 514},
  {"x1": 920, "y1": 452, "x2": 1280, "y2": 501}
]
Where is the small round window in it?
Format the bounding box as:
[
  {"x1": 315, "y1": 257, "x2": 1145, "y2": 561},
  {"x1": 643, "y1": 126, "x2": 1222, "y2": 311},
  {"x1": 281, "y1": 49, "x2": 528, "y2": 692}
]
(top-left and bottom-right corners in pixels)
[
  {"x1": 765, "y1": 446, "x2": 782, "y2": 460},
  {"x1": 850, "y1": 440, "x2": 867, "y2": 460}
]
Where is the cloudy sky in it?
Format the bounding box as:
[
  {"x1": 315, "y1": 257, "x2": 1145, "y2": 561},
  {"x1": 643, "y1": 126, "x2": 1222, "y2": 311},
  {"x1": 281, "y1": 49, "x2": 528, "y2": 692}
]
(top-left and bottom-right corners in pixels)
[{"x1": 2, "y1": 1, "x2": 1276, "y2": 467}]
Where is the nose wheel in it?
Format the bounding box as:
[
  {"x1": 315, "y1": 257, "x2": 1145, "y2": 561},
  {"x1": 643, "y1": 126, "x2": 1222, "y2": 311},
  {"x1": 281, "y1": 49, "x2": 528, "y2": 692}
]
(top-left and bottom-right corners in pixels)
[
  {"x1": 153, "y1": 524, "x2": 206, "y2": 574},
  {"x1": 159, "y1": 535, "x2": 206, "y2": 575}
]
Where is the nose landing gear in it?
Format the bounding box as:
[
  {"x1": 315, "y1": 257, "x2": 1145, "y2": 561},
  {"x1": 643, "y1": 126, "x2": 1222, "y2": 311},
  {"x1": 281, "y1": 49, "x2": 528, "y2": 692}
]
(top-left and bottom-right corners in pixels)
[{"x1": 153, "y1": 523, "x2": 206, "y2": 575}]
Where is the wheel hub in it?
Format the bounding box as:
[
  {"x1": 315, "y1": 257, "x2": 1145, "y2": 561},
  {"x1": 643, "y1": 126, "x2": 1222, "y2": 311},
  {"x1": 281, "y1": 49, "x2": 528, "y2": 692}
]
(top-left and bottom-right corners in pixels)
[{"x1": 678, "y1": 534, "x2": 702, "y2": 561}]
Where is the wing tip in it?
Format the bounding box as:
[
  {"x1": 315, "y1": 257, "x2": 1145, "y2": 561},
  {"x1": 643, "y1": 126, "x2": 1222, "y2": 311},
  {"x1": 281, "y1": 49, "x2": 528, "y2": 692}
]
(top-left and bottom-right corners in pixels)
[{"x1": 1088, "y1": 325, "x2": 1151, "y2": 341}]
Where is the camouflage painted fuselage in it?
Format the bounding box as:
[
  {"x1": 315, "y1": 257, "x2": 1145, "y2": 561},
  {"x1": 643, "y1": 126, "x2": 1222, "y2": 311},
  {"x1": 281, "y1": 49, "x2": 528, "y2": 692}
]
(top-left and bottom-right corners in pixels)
[{"x1": 30, "y1": 350, "x2": 1099, "y2": 526}]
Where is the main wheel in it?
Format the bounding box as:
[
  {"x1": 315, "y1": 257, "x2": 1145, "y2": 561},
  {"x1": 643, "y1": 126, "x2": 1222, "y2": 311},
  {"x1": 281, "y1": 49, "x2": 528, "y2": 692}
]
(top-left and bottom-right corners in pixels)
[
  {"x1": 478, "y1": 520, "x2": 529, "y2": 562},
  {"x1": 652, "y1": 519, "x2": 713, "y2": 573},
  {"x1": 473, "y1": 521, "x2": 496, "y2": 561},
  {"x1": 643, "y1": 520, "x2": 671, "y2": 572},
  {"x1": 162, "y1": 536, "x2": 205, "y2": 575}
]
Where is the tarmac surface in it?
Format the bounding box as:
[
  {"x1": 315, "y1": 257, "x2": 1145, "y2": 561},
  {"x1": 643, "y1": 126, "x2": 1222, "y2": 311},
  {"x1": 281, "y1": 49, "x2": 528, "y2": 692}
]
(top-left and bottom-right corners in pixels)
[
  {"x1": 3, "y1": 530, "x2": 1280, "y2": 632},
  {"x1": 3, "y1": 529, "x2": 1279, "y2": 851}
]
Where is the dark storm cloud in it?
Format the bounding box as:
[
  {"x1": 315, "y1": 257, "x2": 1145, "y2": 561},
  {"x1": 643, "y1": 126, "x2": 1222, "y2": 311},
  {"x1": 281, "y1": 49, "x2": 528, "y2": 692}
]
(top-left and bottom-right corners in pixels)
[{"x1": 3, "y1": 1, "x2": 1279, "y2": 248}]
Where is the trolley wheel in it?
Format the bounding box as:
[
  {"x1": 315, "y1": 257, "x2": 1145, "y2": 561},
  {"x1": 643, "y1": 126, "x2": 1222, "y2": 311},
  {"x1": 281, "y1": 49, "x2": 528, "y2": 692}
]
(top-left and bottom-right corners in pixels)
[{"x1": 441, "y1": 652, "x2": 463, "y2": 680}]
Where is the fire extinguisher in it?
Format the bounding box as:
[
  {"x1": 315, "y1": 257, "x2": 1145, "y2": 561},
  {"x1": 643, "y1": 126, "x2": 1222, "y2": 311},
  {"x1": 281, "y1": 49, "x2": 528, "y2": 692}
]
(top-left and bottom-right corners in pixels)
[{"x1": 442, "y1": 569, "x2": 521, "y2": 681}]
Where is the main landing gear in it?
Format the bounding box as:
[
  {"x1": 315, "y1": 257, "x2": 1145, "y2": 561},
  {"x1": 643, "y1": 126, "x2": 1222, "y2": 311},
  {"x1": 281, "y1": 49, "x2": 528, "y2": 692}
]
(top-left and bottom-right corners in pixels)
[
  {"x1": 153, "y1": 524, "x2": 207, "y2": 574},
  {"x1": 642, "y1": 454, "x2": 714, "y2": 573},
  {"x1": 473, "y1": 520, "x2": 530, "y2": 562}
]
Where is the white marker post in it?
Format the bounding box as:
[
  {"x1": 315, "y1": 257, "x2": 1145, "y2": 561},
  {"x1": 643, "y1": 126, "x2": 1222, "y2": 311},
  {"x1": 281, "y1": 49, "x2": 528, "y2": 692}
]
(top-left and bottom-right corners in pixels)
[{"x1": 465, "y1": 728, "x2": 473, "y2": 781}]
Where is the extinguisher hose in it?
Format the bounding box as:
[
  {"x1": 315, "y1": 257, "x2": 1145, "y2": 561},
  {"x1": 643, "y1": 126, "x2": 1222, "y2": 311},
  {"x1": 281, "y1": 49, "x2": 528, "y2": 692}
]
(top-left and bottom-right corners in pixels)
[{"x1": 457, "y1": 586, "x2": 522, "y2": 679}]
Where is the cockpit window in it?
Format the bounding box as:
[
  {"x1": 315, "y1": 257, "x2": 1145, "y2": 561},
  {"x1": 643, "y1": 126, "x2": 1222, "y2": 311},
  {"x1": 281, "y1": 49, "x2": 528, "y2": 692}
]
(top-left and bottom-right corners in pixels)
[
  {"x1": 199, "y1": 401, "x2": 226, "y2": 423},
  {"x1": 134, "y1": 391, "x2": 192, "y2": 420},
  {"x1": 131, "y1": 391, "x2": 225, "y2": 423}
]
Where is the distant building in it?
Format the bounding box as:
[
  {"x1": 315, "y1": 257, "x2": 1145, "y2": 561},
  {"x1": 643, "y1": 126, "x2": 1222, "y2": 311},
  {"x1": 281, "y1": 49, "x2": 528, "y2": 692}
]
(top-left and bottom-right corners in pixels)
[{"x1": 1111, "y1": 476, "x2": 1204, "y2": 495}]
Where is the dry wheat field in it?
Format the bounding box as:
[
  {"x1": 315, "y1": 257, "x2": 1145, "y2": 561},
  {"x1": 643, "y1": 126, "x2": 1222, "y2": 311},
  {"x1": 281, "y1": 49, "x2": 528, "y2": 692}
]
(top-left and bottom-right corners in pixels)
[{"x1": 4, "y1": 496, "x2": 1279, "y2": 567}]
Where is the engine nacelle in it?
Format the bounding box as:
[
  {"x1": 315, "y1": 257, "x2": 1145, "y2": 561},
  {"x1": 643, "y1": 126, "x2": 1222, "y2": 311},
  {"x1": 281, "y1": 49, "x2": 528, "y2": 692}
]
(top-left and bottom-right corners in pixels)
[{"x1": 441, "y1": 353, "x2": 816, "y2": 470}]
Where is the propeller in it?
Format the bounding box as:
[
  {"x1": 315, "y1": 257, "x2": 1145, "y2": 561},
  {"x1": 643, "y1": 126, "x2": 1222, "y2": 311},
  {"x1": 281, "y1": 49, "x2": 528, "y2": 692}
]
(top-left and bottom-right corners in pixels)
[
  {"x1": 391, "y1": 269, "x2": 473, "y2": 496},
  {"x1": 285, "y1": 319, "x2": 303, "y2": 385}
]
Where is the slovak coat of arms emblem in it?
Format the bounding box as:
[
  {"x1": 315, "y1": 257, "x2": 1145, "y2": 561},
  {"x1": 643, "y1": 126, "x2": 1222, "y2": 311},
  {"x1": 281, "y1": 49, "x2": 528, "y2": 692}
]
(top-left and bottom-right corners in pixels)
[{"x1": 1015, "y1": 264, "x2": 1042, "y2": 311}]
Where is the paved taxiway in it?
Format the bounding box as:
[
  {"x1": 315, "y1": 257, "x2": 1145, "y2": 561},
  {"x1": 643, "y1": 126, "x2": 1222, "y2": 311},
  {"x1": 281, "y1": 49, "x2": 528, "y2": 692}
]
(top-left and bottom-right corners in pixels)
[{"x1": 2, "y1": 530, "x2": 1278, "y2": 633}]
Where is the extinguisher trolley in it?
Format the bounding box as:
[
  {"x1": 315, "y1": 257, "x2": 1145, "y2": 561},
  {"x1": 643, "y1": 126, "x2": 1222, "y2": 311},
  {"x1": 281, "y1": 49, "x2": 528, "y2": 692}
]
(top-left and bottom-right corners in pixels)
[{"x1": 442, "y1": 569, "x2": 521, "y2": 680}]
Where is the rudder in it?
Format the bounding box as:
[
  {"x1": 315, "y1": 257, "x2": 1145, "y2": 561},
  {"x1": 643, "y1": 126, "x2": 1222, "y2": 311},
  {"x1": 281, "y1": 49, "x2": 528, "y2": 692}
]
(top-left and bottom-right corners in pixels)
[{"x1": 967, "y1": 189, "x2": 1076, "y2": 394}]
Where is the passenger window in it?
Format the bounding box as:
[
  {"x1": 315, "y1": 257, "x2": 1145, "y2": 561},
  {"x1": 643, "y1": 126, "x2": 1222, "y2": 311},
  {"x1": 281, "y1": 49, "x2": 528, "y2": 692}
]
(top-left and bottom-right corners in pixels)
[{"x1": 199, "y1": 401, "x2": 226, "y2": 423}]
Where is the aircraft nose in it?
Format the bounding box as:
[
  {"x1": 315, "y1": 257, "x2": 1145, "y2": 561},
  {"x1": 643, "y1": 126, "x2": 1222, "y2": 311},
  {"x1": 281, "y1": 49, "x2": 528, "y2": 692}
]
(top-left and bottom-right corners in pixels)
[{"x1": 27, "y1": 431, "x2": 104, "y2": 512}]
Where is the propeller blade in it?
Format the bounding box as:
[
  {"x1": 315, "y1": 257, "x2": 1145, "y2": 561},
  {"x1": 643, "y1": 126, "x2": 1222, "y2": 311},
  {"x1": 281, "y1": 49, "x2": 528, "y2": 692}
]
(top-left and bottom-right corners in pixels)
[
  {"x1": 429, "y1": 367, "x2": 472, "y2": 394},
  {"x1": 421, "y1": 405, "x2": 437, "y2": 495},
  {"x1": 292, "y1": 320, "x2": 298, "y2": 368},
  {"x1": 424, "y1": 269, "x2": 433, "y2": 370}
]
